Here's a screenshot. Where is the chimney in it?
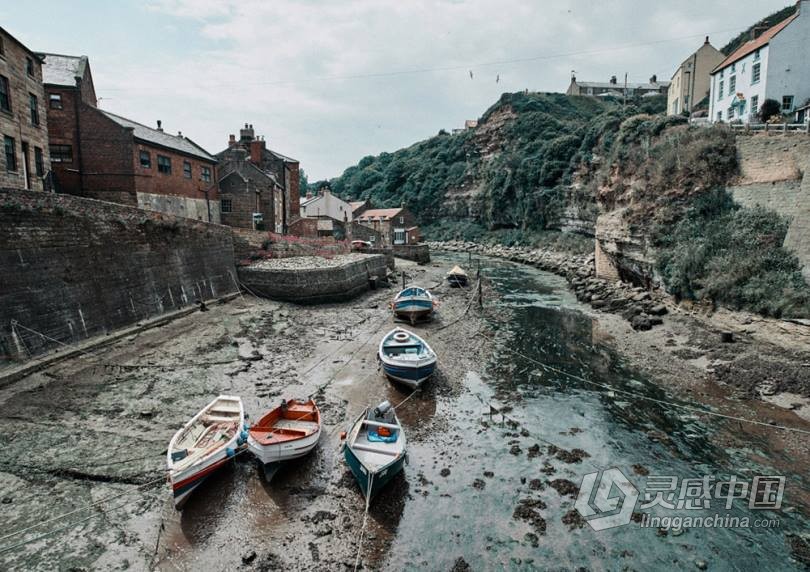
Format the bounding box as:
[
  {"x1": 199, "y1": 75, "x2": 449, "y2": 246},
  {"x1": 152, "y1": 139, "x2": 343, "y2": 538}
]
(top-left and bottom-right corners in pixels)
[
  {"x1": 306, "y1": 191, "x2": 313, "y2": 200},
  {"x1": 249, "y1": 137, "x2": 265, "y2": 165},
  {"x1": 705, "y1": 35, "x2": 710, "y2": 44},
  {"x1": 649, "y1": 74, "x2": 657, "y2": 84},
  {"x1": 239, "y1": 123, "x2": 255, "y2": 143},
  {"x1": 228, "y1": 134, "x2": 236, "y2": 147},
  {"x1": 610, "y1": 75, "x2": 617, "y2": 84},
  {"x1": 177, "y1": 131, "x2": 182, "y2": 137},
  {"x1": 751, "y1": 26, "x2": 767, "y2": 40},
  {"x1": 156, "y1": 120, "x2": 163, "y2": 132}
]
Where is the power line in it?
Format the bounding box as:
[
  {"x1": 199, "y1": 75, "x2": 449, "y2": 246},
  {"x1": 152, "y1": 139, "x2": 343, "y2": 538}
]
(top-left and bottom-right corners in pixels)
[{"x1": 97, "y1": 26, "x2": 750, "y2": 94}]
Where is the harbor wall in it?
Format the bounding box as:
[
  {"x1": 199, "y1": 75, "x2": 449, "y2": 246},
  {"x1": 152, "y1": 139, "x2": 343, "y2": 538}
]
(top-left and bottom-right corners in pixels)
[
  {"x1": 0, "y1": 189, "x2": 238, "y2": 364},
  {"x1": 237, "y1": 254, "x2": 389, "y2": 304},
  {"x1": 393, "y1": 243, "x2": 431, "y2": 264}
]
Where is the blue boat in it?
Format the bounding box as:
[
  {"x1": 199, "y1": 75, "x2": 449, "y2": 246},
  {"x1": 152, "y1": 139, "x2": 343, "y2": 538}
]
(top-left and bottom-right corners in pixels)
[
  {"x1": 392, "y1": 286, "x2": 434, "y2": 324},
  {"x1": 378, "y1": 328, "x2": 437, "y2": 389},
  {"x1": 342, "y1": 401, "x2": 407, "y2": 503}
]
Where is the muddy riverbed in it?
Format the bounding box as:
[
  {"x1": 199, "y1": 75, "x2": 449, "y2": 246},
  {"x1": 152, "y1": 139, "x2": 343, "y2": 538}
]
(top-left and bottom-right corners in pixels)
[{"x1": 1, "y1": 254, "x2": 809, "y2": 571}]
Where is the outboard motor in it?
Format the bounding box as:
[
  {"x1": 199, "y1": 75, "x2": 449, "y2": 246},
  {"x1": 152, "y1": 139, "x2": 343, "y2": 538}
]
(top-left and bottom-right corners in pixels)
[{"x1": 373, "y1": 400, "x2": 393, "y2": 422}]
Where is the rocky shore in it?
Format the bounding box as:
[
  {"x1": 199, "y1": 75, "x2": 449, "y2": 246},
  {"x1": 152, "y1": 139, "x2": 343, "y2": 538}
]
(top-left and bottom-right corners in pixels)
[{"x1": 429, "y1": 240, "x2": 669, "y2": 331}]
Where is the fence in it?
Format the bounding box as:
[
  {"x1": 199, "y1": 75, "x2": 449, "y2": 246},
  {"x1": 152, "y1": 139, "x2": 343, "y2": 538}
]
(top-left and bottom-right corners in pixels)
[{"x1": 730, "y1": 122, "x2": 810, "y2": 134}]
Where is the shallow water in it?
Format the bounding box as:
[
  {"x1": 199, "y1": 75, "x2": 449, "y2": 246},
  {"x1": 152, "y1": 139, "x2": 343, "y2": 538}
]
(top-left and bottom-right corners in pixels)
[{"x1": 382, "y1": 253, "x2": 807, "y2": 571}]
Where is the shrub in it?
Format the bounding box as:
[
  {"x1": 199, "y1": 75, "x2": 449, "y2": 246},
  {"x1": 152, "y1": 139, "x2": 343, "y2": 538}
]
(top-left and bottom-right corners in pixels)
[
  {"x1": 654, "y1": 189, "x2": 810, "y2": 317},
  {"x1": 759, "y1": 99, "x2": 781, "y2": 123}
]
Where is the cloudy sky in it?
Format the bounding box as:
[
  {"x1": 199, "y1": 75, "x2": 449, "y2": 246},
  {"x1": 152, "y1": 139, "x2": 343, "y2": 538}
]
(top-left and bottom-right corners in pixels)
[{"x1": 1, "y1": 0, "x2": 790, "y2": 179}]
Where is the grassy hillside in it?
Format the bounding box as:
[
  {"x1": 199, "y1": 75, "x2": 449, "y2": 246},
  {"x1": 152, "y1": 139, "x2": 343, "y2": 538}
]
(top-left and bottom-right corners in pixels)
[{"x1": 322, "y1": 91, "x2": 665, "y2": 242}]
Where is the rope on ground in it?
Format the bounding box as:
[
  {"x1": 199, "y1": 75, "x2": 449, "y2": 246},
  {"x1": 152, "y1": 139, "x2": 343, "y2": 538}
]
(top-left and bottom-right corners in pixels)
[
  {"x1": 353, "y1": 472, "x2": 374, "y2": 572},
  {"x1": 434, "y1": 278, "x2": 482, "y2": 332},
  {"x1": 475, "y1": 330, "x2": 810, "y2": 437}
]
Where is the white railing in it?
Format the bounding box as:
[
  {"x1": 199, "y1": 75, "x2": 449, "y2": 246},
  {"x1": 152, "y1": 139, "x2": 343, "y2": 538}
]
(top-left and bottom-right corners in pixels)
[{"x1": 730, "y1": 122, "x2": 810, "y2": 134}]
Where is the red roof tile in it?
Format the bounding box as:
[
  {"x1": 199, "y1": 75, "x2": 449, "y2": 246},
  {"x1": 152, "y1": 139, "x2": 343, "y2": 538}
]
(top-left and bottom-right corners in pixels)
[
  {"x1": 713, "y1": 13, "x2": 798, "y2": 73},
  {"x1": 356, "y1": 208, "x2": 403, "y2": 221}
]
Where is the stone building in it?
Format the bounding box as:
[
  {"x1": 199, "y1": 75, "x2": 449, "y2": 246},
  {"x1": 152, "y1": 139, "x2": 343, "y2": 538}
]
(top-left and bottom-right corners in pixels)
[
  {"x1": 300, "y1": 187, "x2": 352, "y2": 222},
  {"x1": 217, "y1": 147, "x2": 284, "y2": 231},
  {"x1": 355, "y1": 206, "x2": 420, "y2": 247},
  {"x1": 40, "y1": 53, "x2": 219, "y2": 221},
  {"x1": 349, "y1": 199, "x2": 370, "y2": 218},
  {"x1": 216, "y1": 124, "x2": 300, "y2": 232},
  {"x1": 0, "y1": 27, "x2": 51, "y2": 191},
  {"x1": 667, "y1": 37, "x2": 725, "y2": 116},
  {"x1": 566, "y1": 74, "x2": 670, "y2": 98}
]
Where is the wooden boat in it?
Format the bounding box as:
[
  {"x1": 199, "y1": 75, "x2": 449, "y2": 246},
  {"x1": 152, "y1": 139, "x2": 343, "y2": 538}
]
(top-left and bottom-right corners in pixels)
[
  {"x1": 166, "y1": 395, "x2": 245, "y2": 509},
  {"x1": 392, "y1": 286, "x2": 434, "y2": 324},
  {"x1": 378, "y1": 328, "x2": 437, "y2": 389},
  {"x1": 342, "y1": 401, "x2": 407, "y2": 503},
  {"x1": 447, "y1": 265, "x2": 468, "y2": 287},
  {"x1": 247, "y1": 398, "x2": 322, "y2": 481}
]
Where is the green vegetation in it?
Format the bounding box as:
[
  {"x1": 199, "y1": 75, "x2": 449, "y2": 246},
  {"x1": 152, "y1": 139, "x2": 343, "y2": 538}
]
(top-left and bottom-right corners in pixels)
[
  {"x1": 759, "y1": 98, "x2": 782, "y2": 122},
  {"x1": 654, "y1": 189, "x2": 810, "y2": 318},
  {"x1": 325, "y1": 91, "x2": 666, "y2": 239},
  {"x1": 720, "y1": 4, "x2": 797, "y2": 55}
]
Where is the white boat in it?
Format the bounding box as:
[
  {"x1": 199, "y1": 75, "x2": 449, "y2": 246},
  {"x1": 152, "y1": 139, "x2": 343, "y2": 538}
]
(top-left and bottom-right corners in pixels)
[
  {"x1": 247, "y1": 398, "x2": 322, "y2": 481},
  {"x1": 166, "y1": 395, "x2": 246, "y2": 508},
  {"x1": 343, "y1": 401, "x2": 407, "y2": 503},
  {"x1": 378, "y1": 328, "x2": 437, "y2": 389}
]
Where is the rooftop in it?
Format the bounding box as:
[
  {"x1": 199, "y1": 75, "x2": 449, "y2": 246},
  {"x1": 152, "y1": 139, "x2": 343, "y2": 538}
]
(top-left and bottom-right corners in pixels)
[
  {"x1": 356, "y1": 208, "x2": 404, "y2": 221},
  {"x1": 574, "y1": 80, "x2": 670, "y2": 90},
  {"x1": 39, "y1": 53, "x2": 88, "y2": 86},
  {"x1": 713, "y1": 12, "x2": 799, "y2": 73},
  {"x1": 100, "y1": 111, "x2": 216, "y2": 162}
]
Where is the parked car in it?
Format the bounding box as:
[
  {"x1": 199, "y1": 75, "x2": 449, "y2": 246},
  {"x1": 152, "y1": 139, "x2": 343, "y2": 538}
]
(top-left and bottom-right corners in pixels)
[{"x1": 351, "y1": 240, "x2": 373, "y2": 251}]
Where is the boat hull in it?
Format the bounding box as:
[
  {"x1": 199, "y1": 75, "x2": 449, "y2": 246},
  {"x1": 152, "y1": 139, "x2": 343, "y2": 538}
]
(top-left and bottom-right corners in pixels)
[
  {"x1": 170, "y1": 447, "x2": 236, "y2": 508},
  {"x1": 393, "y1": 298, "x2": 433, "y2": 323},
  {"x1": 247, "y1": 430, "x2": 320, "y2": 481},
  {"x1": 447, "y1": 275, "x2": 468, "y2": 287},
  {"x1": 343, "y1": 442, "x2": 406, "y2": 500},
  {"x1": 381, "y1": 361, "x2": 436, "y2": 388}
]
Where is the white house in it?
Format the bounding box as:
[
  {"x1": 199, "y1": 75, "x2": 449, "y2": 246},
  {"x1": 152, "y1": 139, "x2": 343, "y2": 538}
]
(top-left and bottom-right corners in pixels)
[
  {"x1": 710, "y1": 1, "x2": 810, "y2": 123},
  {"x1": 299, "y1": 188, "x2": 352, "y2": 222}
]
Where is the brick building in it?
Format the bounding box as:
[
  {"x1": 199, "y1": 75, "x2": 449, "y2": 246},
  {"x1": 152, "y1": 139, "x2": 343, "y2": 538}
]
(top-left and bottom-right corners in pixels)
[
  {"x1": 0, "y1": 27, "x2": 51, "y2": 191},
  {"x1": 216, "y1": 124, "x2": 300, "y2": 232},
  {"x1": 355, "y1": 206, "x2": 420, "y2": 246},
  {"x1": 40, "y1": 53, "x2": 219, "y2": 222},
  {"x1": 217, "y1": 147, "x2": 284, "y2": 230}
]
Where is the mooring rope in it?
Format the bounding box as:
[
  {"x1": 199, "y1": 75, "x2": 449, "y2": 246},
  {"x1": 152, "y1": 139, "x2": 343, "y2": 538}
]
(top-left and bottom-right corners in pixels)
[
  {"x1": 353, "y1": 471, "x2": 374, "y2": 572},
  {"x1": 475, "y1": 330, "x2": 810, "y2": 436}
]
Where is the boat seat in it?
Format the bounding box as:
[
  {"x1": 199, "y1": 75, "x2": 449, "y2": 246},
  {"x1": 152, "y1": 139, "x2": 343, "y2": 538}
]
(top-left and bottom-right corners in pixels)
[{"x1": 352, "y1": 443, "x2": 399, "y2": 456}]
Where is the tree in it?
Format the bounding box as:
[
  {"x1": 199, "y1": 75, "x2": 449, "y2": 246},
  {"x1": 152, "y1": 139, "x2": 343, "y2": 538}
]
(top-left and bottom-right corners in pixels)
[
  {"x1": 759, "y1": 99, "x2": 781, "y2": 123},
  {"x1": 298, "y1": 168, "x2": 310, "y2": 196}
]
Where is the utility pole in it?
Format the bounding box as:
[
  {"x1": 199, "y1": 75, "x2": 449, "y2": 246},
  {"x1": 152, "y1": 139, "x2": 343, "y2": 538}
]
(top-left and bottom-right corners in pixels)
[{"x1": 623, "y1": 72, "x2": 628, "y2": 110}]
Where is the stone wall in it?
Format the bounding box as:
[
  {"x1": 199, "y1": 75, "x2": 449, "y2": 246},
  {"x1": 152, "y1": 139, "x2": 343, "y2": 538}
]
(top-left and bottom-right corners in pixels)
[
  {"x1": 137, "y1": 191, "x2": 220, "y2": 224},
  {"x1": 0, "y1": 189, "x2": 237, "y2": 364},
  {"x1": 238, "y1": 254, "x2": 389, "y2": 304},
  {"x1": 392, "y1": 243, "x2": 431, "y2": 264},
  {"x1": 729, "y1": 133, "x2": 810, "y2": 279}
]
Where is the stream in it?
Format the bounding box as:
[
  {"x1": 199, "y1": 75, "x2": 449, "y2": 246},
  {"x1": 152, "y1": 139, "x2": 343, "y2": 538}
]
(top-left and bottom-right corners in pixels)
[{"x1": 383, "y1": 253, "x2": 807, "y2": 571}]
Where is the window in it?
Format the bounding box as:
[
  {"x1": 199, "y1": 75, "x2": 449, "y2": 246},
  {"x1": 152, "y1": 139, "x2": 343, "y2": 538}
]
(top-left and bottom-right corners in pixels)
[
  {"x1": 720, "y1": 69, "x2": 724, "y2": 78},
  {"x1": 29, "y1": 94, "x2": 39, "y2": 126},
  {"x1": 49, "y1": 144, "x2": 73, "y2": 163},
  {"x1": 201, "y1": 166, "x2": 211, "y2": 182},
  {"x1": 717, "y1": 111, "x2": 723, "y2": 122},
  {"x1": 4, "y1": 136, "x2": 16, "y2": 171},
  {"x1": 751, "y1": 95, "x2": 759, "y2": 117},
  {"x1": 728, "y1": 106, "x2": 735, "y2": 120},
  {"x1": 729, "y1": 76, "x2": 736, "y2": 93},
  {"x1": 684, "y1": 95, "x2": 689, "y2": 108},
  {"x1": 157, "y1": 155, "x2": 171, "y2": 174},
  {"x1": 183, "y1": 160, "x2": 192, "y2": 179},
  {"x1": 139, "y1": 150, "x2": 151, "y2": 168},
  {"x1": 221, "y1": 198, "x2": 233, "y2": 213},
  {"x1": 751, "y1": 63, "x2": 761, "y2": 84},
  {"x1": 718, "y1": 80, "x2": 724, "y2": 100},
  {"x1": 754, "y1": 49, "x2": 760, "y2": 61},
  {"x1": 394, "y1": 229, "x2": 406, "y2": 244},
  {"x1": 49, "y1": 93, "x2": 62, "y2": 109},
  {"x1": 34, "y1": 147, "x2": 44, "y2": 177},
  {"x1": 731, "y1": 63, "x2": 736, "y2": 73},
  {"x1": 399, "y1": 216, "x2": 404, "y2": 223},
  {"x1": 26, "y1": 57, "x2": 34, "y2": 77},
  {"x1": 0, "y1": 75, "x2": 10, "y2": 113},
  {"x1": 782, "y1": 96, "x2": 794, "y2": 112}
]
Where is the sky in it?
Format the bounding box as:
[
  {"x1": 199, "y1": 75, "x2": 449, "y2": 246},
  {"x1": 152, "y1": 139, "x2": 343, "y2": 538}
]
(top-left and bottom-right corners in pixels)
[{"x1": 0, "y1": 0, "x2": 791, "y2": 180}]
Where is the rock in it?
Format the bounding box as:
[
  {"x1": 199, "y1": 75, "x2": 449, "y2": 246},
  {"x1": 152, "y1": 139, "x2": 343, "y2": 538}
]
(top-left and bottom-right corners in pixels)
[
  {"x1": 509, "y1": 445, "x2": 522, "y2": 456},
  {"x1": 483, "y1": 471, "x2": 495, "y2": 478},
  {"x1": 440, "y1": 468, "x2": 451, "y2": 477},
  {"x1": 527, "y1": 444, "x2": 541, "y2": 458},
  {"x1": 472, "y1": 478, "x2": 486, "y2": 490},
  {"x1": 452, "y1": 557, "x2": 472, "y2": 572},
  {"x1": 632, "y1": 291, "x2": 651, "y2": 302},
  {"x1": 648, "y1": 304, "x2": 668, "y2": 316},
  {"x1": 720, "y1": 331, "x2": 734, "y2": 343},
  {"x1": 528, "y1": 478, "x2": 544, "y2": 490},
  {"x1": 631, "y1": 315, "x2": 652, "y2": 331},
  {"x1": 548, "y1": 479, "x2": 579, "y2": 497},
  {"x1": 1, "y1": 497, "x2": 11, "y2": 504},
  {"x1": 242, "y1": 551, "x2": 257, "y2": 564},
  {"x1": 695, "y1": 559, "x2": 708, "y2": 570}
]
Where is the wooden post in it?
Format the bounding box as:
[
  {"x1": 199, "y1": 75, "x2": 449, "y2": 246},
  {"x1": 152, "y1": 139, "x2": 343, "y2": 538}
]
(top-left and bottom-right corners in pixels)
[
  {"x1": 402, "y1": 272, "x2": 406, "y2": 290},
  {"x1": 478, "y1": 261, "x2": 483, "y2": 309}
]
